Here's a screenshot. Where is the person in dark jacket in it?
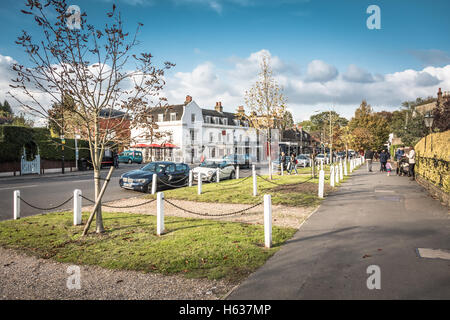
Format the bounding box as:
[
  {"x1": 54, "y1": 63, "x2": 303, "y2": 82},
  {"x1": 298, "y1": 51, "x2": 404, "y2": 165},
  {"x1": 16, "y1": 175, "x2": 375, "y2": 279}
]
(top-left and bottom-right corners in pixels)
[
  {"x1": 365, "y1": 149, "x2": 374, "y2": 172},
  {"x1": 280, "y1": 152, "x2": 287, "y2": 172},
  {"x1": 379, "y1": 149, "x2": 390, "y2": 172}
]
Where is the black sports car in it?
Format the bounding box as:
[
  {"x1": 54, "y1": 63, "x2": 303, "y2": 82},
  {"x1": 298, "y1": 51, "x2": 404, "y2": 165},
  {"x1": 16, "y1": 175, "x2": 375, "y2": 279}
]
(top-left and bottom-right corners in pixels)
[{"x1": 119, "y1": 161, "x2": 190, "y2": 193}]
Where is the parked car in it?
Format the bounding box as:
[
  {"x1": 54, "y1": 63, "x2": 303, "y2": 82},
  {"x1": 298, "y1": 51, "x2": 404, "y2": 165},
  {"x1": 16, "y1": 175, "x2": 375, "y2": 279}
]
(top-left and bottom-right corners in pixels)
[
  {"x1": 296, "y1": 154, "x2": 311, "y2": 167},
  {"x1": 222, "y1": 154, "x2": 251, "y2": 168},
  {"x1": 337, "y1": 151, "x2": 346, "y2": 159},
  {"x1": 86, "y1": 148, "x2": 118, "y2": 169},
  {"x1": 315, "y1": 154, "x2": 325, "y2": 163},
  {"x1": 118, "y1": 150, "x2": 143, "y2": 164},
  {"x1": 348, "y1": 150, "x2": 356, "y2": 158},
  {"x1": 119, "y1": 161, "x2": 190, "y2": 192},
  {"x1": 193, "y1": 160, "x2": 235, "y2": 182}
]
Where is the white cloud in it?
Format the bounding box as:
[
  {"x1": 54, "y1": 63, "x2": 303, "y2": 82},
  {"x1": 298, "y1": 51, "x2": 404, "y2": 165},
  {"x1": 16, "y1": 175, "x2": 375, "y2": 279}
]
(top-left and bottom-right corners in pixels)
[
  {"x1": 162, "y1": 50, "x2": 450, "y2": 122},
  {"x1": 3, "y1": 49, "x2": 450, "y2": 126},
  {"x1": 305, "y1": 60, "x2": 338, "y2": 83},
  {"x1": 343, "y1": 64, "x2": 374, "y2": 83}
]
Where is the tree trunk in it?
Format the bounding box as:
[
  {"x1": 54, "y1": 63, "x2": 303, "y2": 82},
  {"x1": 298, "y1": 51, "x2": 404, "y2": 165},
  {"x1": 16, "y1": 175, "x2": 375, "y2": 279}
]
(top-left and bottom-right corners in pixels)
[{"x1": 94, "y1": 167, "x2": 105, "y2": 233}]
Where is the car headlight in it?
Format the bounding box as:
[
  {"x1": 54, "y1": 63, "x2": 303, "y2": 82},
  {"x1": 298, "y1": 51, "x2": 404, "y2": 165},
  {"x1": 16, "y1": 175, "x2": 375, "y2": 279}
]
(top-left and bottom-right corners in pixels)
[{"x1": 135, "y1": 178, "x2": 148, "y2": 183}]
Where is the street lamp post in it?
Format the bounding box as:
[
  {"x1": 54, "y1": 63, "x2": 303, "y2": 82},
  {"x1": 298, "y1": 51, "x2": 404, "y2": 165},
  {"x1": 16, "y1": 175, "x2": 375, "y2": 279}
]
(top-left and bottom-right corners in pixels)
[{"x1": 424, "y1": 112, "x2": 434, "y2": 152}]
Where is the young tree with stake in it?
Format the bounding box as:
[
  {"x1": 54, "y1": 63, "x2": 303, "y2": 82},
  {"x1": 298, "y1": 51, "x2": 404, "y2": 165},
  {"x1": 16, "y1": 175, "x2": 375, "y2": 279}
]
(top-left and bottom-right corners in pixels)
[
  {"x1": 239, "y1": 54, "x2": 287, "y2": 179},
  {"x1": 9, "y1": 0, "x2": 174, "y2": 235}
]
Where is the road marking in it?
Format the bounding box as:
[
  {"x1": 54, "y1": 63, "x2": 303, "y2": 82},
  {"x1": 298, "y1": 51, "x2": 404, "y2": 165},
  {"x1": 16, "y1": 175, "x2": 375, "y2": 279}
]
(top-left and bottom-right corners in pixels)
[
  {"x1": 374, "y1": 189, "x2": 395, "y2": 193},
  {"x1": 0, "y1": 184, "x2": 39, "y2": 191},
  {"x1": 417, "y1": 248, "x2": 450, "y2": 260}
]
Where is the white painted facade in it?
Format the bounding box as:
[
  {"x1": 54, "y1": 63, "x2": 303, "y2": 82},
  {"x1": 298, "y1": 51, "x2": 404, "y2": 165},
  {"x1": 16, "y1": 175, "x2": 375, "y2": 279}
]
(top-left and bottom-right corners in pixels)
[{"x1": 131, "y1": 100, "x2": 279, "y2": 164}]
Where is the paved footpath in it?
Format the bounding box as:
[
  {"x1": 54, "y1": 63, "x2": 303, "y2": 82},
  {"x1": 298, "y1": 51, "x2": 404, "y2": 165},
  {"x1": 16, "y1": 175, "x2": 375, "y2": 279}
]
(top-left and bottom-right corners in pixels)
[{"x1": 229, "y1": 167, "x2": 450, "y2": 299}]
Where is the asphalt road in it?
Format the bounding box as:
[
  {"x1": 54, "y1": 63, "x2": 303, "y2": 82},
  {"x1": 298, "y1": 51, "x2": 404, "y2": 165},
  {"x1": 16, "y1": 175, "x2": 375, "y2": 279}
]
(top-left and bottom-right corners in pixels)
[
  {"x1": 229, "y1": 167, "x2": 450, "y2": 299},
  {"x1": 0, "y1": 163, "x2": 255, "y2": 221}
]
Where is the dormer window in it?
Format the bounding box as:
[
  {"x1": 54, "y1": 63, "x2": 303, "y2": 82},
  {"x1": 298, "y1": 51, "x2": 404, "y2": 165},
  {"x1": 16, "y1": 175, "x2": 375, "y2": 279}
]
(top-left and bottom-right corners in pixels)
[
  {"x1": 214, "y1": 117, "x2": 220, "y2": 125},
  {"x1": 222, "y1": 118, "x2": 228, "y2": 125},
  {"x1": 205, "y1": 116, "x2": 211, "y2": 123},
  {"x1": 170, "y1": 113, "x2": 177, "y2": 121},
  {"x1": 158, "y1": 114, "x2": 164, "y2": 122},
  {"x1": 234, "y1": 119, "x2": 240, "y2": 126}
]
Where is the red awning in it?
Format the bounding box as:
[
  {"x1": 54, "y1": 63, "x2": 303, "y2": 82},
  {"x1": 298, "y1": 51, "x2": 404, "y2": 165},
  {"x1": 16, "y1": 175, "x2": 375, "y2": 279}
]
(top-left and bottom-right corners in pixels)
[
  {"x1": 161, "y1": 143, "x2": 177, "y2": 148},
  {"x1": 132, "y1": 143, "x2": 161, "y2": 148}
]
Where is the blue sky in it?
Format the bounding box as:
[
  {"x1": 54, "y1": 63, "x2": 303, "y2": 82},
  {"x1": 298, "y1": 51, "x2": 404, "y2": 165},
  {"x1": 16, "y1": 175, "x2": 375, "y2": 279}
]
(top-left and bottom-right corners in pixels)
[{"x1": 1, "y1": 0, "x2": 450, "y2": 121}]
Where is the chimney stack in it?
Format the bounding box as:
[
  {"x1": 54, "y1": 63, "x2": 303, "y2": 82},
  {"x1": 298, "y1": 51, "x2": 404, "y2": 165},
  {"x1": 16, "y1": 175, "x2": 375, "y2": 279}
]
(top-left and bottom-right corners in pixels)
[
  {"x1": 237, "y1": 106, "x2": 245, "y2": 113},
  {"x1": 215, "y1": 101, "x2": 223, "y2": 113},
  {"x1": 185, "y1": 95, "x2": 192, "y2": 104}
]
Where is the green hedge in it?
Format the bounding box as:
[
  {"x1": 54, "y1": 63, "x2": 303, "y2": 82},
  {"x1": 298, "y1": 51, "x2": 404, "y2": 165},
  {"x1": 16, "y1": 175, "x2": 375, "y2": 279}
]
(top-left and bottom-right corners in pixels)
[{"x1": 0, "y1": 125, "x2": 90, "y2": 162}]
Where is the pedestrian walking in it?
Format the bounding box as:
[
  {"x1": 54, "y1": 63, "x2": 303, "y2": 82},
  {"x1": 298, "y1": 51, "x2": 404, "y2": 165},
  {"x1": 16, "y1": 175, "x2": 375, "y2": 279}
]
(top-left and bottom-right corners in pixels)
[
  {"x1": 406, "y1": 146, "x2": 416, "y2": 180},
  {"x1": 379, "y1": 149, "x2": 389, "y2": 172},
  {"x1": 386, "y1": 161, "x2": 392, "y2": 176},
  {"x1": 365, "y1": 149, "x2": 374, "y2": 172},
  {"x1": 288, "y1": 153, "x2": 298, "y2": 175},
  {"x1": 280, "y1": 152, "x2": 287, "y2": 172},
  {"x1": 395, "y1": 147, "x2": 404, "y2": 175}
]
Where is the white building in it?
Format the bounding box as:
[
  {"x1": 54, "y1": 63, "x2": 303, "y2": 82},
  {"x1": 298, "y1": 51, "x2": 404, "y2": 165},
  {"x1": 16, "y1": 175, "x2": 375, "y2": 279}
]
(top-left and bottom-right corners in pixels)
[{"x1": 131, "y1": 95, "x2": 279, "y2": 164}]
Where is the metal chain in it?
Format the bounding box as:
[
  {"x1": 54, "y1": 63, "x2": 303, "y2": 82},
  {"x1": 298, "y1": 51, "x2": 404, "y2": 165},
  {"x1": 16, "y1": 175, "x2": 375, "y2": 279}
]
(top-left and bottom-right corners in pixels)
[
  {"x1": 81, "y1": 195, "x2": 156, "y2": 208},
  {"x1": 156, "y1": 177, "x2": 189, "y2": 188},
  {"x1": 164, "y1": 198, "x2": 263, "y2": 217},
  {"x1": 19, "y1": 195, "x2": 73, "y2": 211},
  {"x1": 256, "y1": 174, "x2": 314, "y2": 186},
  {"x1": 212, "y1": 175, "x2": 252, "y2": 187}
]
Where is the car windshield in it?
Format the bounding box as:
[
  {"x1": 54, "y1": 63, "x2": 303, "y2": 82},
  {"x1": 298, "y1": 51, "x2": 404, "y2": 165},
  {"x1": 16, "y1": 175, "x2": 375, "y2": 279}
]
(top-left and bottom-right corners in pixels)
[
  {"x1": 200, "y1": 161, "x2": 219, "y2": 168},
  {"x1": 141, "y1": 163, "x2": 167, "y2": 173},
  {"x1": 297, "y1": 155, "x2": 307, "y2": 160}
]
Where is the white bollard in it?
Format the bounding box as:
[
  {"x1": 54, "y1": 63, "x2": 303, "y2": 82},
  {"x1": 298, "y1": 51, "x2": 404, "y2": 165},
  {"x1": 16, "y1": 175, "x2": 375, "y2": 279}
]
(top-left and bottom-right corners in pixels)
[
  {"x1": 281, "y1": 163, "x2": 284, "y2": 176},
  {"x1": 335, "y1": 165, "x2": 340, "y2": 184},
  {"x1": 216, "y1": 167, "x2": 220, "y2": 183},
  {"x1": 330, "y1": 166, "x2": 335, "y2": 187},
  {"x1": 344, "y1": 160, "x2": 348, "y2": 176},
  {"x1": 264, "y1": 194, "x2": 272, "y2": 248},
  {"x1": 236, "y1": 165, "x2": 240, "y2": 179},
  {"x1": 252, "y1": 165, "x2": 257, "y2": 197},
  {"x1": 339, "y1": 162, "x2": 343, "y2": 180},
  {"x1": 152, "y1": 173, "x2": 157, "y2": 194},
  {"x1": 189, "y1": 170, "x2": 193, "y2": 187},
  {"x1": 157, "y1": 192, "x2": 164, "y2": 235},
  {"x1": 350, "y1": 159, "x2": 354, "y2": 172},
  {"x1": 198, "y1": 173, "x2": 202, "y2": 195},
  {"x1": 73, "y1": 189, "x2": 82, "y2": 225},
  {"x1": 318, "y1": 169, "x2": 324, "y2": 198},
  {"x1": 14, "y1": 190, "x2": 20, "y2": 220}
]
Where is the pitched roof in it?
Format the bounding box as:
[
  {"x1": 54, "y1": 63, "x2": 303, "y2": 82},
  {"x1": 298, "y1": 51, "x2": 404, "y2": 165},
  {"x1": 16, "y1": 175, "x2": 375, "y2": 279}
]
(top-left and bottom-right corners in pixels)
[{"x1": 149, "y1": 104, "x2": 185, "y2": 121}]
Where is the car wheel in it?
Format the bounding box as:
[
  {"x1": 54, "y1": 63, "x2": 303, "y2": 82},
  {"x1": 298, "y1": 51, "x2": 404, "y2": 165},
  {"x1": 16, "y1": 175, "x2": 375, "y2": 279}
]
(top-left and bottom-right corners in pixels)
[
  {"x1": 128, "y1": 159, "x2": 132, "y2": 164},
  {"x1": 229, "y1": 171, "x2": 235, "y2": 180}
]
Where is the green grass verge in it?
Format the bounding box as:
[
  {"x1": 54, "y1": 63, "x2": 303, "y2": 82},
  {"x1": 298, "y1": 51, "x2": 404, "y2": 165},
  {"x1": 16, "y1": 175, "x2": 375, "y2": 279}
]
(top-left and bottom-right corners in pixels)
[
  {"x1": 152, "y1": 173, "x2": 323, "y2": 207},
  {"x1": 0, "y1": 211, "x2": 296, "y2": 283}
]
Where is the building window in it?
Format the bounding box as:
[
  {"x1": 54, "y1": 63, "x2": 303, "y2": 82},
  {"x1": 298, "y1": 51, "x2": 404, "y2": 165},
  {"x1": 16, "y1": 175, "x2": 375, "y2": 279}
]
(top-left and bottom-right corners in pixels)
[
  {"x1": 209, "y1": 132, "x2": 214, "y2": 142},
  {"x1": 234, "y1": 119, "x2": 240, "y2": 126},
  {"x1": 170, "y1": 113, "x2": 177, "y2": 121},
  {"x1": 223, "y1": 118, "x2": 228, "y2": 125},
  {"x1": 191, "y1": 114, "x2": 196, "y2": 123},
  {"x1": 227, "y1": 133, "x2": 231, "y2": 142},
  {"x1": 205, "y1": 116, "x2": 211, "y2": 123},
  {"x1": 217, "y1": 133, "x2": 221, "y2": 142},
  {"x1": 214, "y1": 117, "x2": 220, "y2": 125},
  {"x1": 158, "y1": 114, "x2": 164, "y2": 122}
]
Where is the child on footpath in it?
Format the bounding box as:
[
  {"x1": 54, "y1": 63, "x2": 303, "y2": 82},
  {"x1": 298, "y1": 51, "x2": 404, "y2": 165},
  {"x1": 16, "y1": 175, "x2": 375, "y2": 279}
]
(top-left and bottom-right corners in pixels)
[{"x1": 386, "y1": 161, "x2": 392, "y2": 176}]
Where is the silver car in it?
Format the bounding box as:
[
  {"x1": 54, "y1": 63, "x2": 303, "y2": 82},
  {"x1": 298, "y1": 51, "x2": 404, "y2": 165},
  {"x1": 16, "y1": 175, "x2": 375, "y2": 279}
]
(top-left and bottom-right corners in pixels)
[{"x1": 193, "y1": 160, "x2": 236, "y2": 182}]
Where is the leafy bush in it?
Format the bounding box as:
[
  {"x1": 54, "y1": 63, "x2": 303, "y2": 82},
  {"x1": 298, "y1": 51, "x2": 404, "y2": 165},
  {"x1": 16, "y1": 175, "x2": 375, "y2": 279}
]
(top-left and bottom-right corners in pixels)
[{"x1": 415, "y1": 130, "x2": 450, "y2": 193}]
